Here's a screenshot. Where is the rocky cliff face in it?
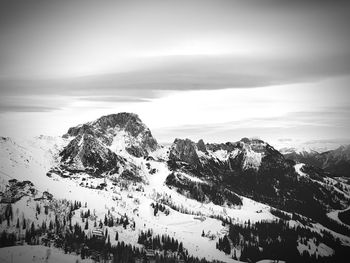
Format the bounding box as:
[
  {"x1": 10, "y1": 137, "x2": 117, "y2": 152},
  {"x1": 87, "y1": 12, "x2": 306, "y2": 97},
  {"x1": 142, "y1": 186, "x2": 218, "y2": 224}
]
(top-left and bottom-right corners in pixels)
[
  {"x1": 59, "y1": 133, "x2": 126, "y2": 174},
  {"x1": 168, "y1": 139, "x2": 201, "y2": 167},
  {"x1": 64, "y1": 113, "x2": 158, "y2": 157},
  {"x1": 59, "y1": 112, "x2": 158, "y2": 177},
  {"x1": 168, "y1": 137, "x2": 286, "y2": 174}
]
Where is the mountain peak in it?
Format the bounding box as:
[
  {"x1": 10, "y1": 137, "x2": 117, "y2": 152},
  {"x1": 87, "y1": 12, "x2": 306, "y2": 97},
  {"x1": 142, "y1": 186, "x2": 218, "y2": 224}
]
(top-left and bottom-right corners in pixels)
[
  {"x1": 169, "y1": 138, "x2": 200, "y2": 166},
  {"x1": 63, "y1": 112, "x2": 158, "y2": 157},
  {"x1": 66, "y1": 112, "x2": 144, "y2": 137},
  {"x1": 58, "y1": 112, "x2": 158, "y2": 177},
  {"x1": 197, "y1": 139, "x2": 207, "y2": 152},
  {"x1": 93, "y1": 112, "x2": 143, "y2": 133}
]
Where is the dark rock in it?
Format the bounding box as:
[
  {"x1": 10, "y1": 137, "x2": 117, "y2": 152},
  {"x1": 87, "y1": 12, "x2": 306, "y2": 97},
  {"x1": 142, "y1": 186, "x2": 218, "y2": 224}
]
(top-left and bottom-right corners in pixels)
[
  {"x1": 197, "y1": 139, "x2": 207, "y2": 153},
  {"x1": 169, "y1": 138, "x2": 200, "y2": 167}
]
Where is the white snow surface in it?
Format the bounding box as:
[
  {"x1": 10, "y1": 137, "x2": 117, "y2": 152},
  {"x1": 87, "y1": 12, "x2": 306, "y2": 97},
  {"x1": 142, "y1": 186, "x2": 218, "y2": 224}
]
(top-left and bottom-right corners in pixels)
[
  {"x1": 294, "y1": 163, "x2": 307, "y2": 178},
  {"x1": 327, "y1": 207, "x2": 350, "y2": 228},
  {"x1": 0, "y1": 245, "x2": 92, "y2": 263},
  {"x1": 242, "y1": 149, "x2": 263, "y2": 170},
  {"x1": 297, "y1": 239, "x2": 334, "y2": 258}
]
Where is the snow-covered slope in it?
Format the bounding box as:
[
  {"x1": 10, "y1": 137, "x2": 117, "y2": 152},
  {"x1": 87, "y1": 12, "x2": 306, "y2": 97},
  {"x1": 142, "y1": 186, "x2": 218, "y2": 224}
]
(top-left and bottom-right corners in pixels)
[
  {"x1": 0, "y1": 136, "x2": 67, "y2": 194},
  {"x1": 0, "y1": 245, "x2": 93, "y2": 263}
]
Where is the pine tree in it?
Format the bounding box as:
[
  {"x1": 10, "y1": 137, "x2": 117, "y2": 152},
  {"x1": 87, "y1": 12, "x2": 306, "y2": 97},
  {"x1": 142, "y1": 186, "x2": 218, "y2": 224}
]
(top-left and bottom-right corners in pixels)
[
  {"x1": 36, "y1": 203, "x2": 41, "y2": 214},
  {"x1": 49, "y1": 220, "x2": 53, "y2": 231},
  {"x1": 81, "y1": 247, "x2": 85, "y2": 259},
  {"x1": 179, "y1": 242, "x2": 183, "y2": 253},
  {"x1": 30, "y1": 222, "x2": 35, "y2": 235},
  {"x1": 107, "y1": 234, "x2": 111, "y2": 248},
  {"x1": 41, "y1": 221, "x2": 46, "y2": 231}
]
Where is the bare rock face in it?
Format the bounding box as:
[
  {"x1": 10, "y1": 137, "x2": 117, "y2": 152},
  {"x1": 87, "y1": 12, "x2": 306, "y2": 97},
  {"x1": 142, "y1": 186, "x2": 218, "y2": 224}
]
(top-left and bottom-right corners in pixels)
[
  {"x1": 168, "y1": 138, "x2": 201, "y2": 167},
  {"x1": 64, "y1": 113, "x2": 158, "y2": 157},
  {"x1": 168, "y1": 137, "x2": 284, "y2": 172},
  {"x1": 1, "y1": 180, "x2": 36, "y2": 203},
  {"x1": 59, "y1": 112, "x2": 158, "y2": 177},
  {"x1": 196, "y1": 139, "x2": 207, "y2": 153},
  {"x1": 60, "y1": 133, "x2": 125, "y2": 174}
]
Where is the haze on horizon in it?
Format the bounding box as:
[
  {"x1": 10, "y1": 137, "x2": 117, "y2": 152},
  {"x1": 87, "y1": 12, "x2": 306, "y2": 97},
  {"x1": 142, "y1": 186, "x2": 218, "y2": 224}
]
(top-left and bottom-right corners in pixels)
[{"x1": 0, "y1": 0, "x2": 350, "y2": 149}]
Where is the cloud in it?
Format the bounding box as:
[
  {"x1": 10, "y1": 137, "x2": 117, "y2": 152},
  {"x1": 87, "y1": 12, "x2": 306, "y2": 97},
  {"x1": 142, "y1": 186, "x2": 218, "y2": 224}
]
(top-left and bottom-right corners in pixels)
[
  {"x1": 77, "y1": 96, "x2": 150, "y2": 103},
  {"x1": 0, "y1": 95, "x2": 67, "y2": 113},
  {"x1": 1, "y1": 52, "x2": 350, "y2": 98},
  {"x1": 152, "y1": 108, "x2": 350, "y2": 143},
  {"x1": 278, "y1": 138, "x2": 293, "y2": 142},
  {"x1": 303, "y1": 138, "x2": 350, "y2": 145},
  {"x1": 0, "y1": 104, "x2": 60, "y2": 113}
]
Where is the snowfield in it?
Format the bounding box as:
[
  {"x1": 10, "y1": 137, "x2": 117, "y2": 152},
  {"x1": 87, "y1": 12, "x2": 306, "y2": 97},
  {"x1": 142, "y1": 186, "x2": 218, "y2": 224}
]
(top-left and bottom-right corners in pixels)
[{"x1": 0, "y1": 245, "x2": 92, "y2": 263}]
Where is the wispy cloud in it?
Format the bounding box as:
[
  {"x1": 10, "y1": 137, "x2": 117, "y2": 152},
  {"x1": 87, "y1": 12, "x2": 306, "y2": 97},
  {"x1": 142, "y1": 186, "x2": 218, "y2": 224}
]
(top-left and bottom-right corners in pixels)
[
  {"x1": 77, "y1": 96, "x2": 150, "y2": 103},
  {"x1": 1, "y1": 52, "x2": 350, "y2": 113},
  {"x1": 0, "y1": 105, "x2": 60, "y2": 113}
]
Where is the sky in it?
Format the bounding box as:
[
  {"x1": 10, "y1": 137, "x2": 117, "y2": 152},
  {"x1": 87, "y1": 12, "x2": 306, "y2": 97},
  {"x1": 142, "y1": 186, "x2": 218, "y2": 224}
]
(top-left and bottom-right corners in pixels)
[{"x1": 0, "y1": 0, "x2": 350, "y2": 148}]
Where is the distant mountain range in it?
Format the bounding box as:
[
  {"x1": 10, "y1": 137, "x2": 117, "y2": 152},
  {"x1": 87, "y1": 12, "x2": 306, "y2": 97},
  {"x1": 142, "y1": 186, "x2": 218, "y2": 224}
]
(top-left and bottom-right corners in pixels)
[{"x1": 283, "y1": 145, "x2": 350, "y2": 178}]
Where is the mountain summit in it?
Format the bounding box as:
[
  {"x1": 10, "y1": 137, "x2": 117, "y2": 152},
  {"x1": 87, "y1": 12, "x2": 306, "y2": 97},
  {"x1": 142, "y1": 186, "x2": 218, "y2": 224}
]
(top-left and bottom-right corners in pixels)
[
  {"x1": 59, "y1": 113, "x2": 158, "y2": 176},
  {"x1": 64, "y1": 113, "x2": 158, "y2": 157}
]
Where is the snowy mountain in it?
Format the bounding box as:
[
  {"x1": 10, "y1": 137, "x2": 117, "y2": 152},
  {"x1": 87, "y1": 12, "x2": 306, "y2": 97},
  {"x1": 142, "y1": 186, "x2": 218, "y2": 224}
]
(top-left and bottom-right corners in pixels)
[
  {"x1": 169, "y1": 137, "x2": 284, "y2": 172},
  {"x1": 166, "y1": 137, "x2": 350, "y2": 221},
  {"x1": 57, "y1": 113, "x2": 159, "y2": 180},
  {"x1": 1, "y1": 113, "x2": 350, "y2": 263},
  {"x1": 284, "y1": 145, "x2": 350, "y2": 178},
  {"x1": 64, "y1": 113, "x2": 158, "y2": 157}
]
